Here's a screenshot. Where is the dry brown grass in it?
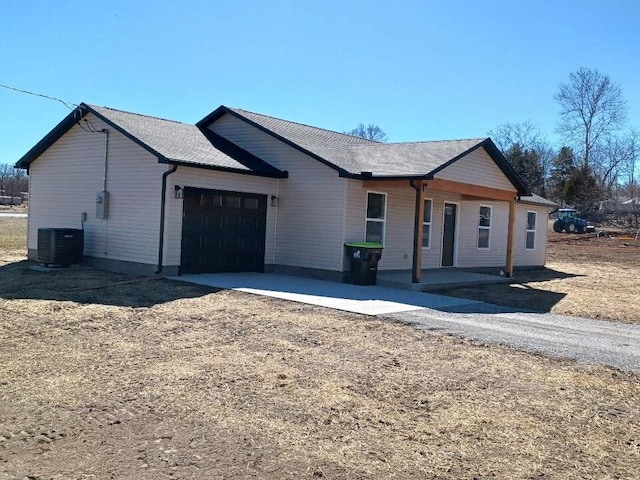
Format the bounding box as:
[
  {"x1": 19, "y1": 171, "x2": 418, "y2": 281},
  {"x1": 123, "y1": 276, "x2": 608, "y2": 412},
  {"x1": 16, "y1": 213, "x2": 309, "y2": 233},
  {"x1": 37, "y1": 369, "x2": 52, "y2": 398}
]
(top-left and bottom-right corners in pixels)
[
  {"x1": 440, "y1": 226, "x2": 640, "y2": 324},
  {"x1": 0, "y1": 217, "x2": 27, "y2": 260},
  {"x1": 1, "y1": 259, "x2": 639, "y2": 479}
]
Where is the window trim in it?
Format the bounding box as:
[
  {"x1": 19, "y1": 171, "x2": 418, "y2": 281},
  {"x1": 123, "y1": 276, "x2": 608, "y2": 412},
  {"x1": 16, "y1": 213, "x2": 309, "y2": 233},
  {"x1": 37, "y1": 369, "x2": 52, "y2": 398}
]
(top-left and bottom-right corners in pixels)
[
  {"x1": 526, "y1": 210, "x2": 537, "y2": 250},
  {"x1": 477, "y1": 204, "x2": 492, "y2": 250},
  {"x1": 422, "y1": 197, "x2": 433, "y2": 249},
  {"x1": 365, "y1": 190, "x2": 387, "y2": 245}
]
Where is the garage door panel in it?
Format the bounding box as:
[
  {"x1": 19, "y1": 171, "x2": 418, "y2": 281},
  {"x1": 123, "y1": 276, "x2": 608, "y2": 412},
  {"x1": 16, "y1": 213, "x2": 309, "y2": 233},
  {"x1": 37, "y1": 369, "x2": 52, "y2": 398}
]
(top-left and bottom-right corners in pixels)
[{"x1": 181, "y1": 187, "x2": 267, "y2": 274}]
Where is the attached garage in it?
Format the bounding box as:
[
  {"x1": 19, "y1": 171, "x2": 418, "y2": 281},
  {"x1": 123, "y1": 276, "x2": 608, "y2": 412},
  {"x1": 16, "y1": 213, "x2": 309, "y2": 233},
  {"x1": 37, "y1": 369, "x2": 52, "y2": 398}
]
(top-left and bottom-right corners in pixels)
[
  {"x1": 180, "y1": 187, "x2": 267, "y2": 274},
  {"x1": 16, "y1": 102, "x2": 555, "y2": 282}
]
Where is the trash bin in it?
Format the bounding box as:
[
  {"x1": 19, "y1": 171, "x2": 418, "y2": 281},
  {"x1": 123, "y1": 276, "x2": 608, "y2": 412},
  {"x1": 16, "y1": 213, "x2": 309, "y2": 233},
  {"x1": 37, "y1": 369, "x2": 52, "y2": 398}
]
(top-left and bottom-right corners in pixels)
[{"x1": 344, "y1": 242, "x2": 383, "y2": 285}]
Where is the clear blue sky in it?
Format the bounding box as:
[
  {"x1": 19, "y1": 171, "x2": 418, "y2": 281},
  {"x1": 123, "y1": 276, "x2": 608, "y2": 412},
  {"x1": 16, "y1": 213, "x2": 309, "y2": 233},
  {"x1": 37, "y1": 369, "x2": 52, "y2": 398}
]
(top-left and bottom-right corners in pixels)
[{"x1": 2, "y1": 0, "x2": 639, "y2": 164}]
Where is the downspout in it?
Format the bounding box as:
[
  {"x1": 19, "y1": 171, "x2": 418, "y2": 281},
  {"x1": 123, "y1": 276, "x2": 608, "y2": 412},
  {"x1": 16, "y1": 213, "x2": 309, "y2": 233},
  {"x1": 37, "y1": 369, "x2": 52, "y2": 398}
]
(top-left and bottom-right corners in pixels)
[
  {"x1": 101, "y1": 129, "x2": 109, "y2": 256},
  {"x1": 156, "y1": 163, "x2": 178, "y2": 274},
  {"x1": 101, "y1": 129, "x2": 109, "y2": 192}
]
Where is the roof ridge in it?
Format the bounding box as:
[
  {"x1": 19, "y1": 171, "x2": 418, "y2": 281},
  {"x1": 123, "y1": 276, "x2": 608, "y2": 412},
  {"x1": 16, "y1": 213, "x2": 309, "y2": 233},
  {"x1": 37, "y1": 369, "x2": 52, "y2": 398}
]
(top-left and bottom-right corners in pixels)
[
  {"x1": 229, "y1": 107, "x2": 381, "y2": 144},
  {"x1": 385, "y1": 137, "x2": 487, "y2": 145},
  {"x1": 85, "y1": 103, "x2": 193, "y2": 127}
]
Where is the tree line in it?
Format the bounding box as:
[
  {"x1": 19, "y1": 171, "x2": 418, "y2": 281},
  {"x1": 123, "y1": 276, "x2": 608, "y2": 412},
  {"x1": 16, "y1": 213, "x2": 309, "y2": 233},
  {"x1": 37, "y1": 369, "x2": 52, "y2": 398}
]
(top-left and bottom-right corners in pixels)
[
  {"x1": 348, "y1": 67, "x2": 638, "y2": 222},
  {"x1": 489, "y1": 67, "x2": 638, "y2": 219},
  {"x1": 0, "y1": 163, "x2": 28, "y2": 204}
]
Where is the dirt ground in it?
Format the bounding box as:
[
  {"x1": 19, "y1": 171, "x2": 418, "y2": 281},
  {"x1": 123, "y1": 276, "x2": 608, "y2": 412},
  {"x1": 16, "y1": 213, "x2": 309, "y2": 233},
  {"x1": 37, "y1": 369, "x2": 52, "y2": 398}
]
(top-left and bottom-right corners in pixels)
[
  {"x1": 439, "y1": 224, "x2": 640, "y2": 324},
  {"x1": 1, "y1": 221, "x2": 640, "y2": 479},
  {"x1": 0, "y1": 204, "x2": 28, "y2": 213}
]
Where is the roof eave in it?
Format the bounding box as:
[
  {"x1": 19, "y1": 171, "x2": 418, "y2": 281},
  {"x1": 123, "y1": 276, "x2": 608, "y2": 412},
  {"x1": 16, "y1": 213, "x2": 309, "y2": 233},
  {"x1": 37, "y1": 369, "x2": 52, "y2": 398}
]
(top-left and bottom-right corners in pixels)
[
  {"x1": 340, "y1": 172, "x2": 430, "y2": 180},
  {"x1": 14, "y1": 105, "x2": 88, "y2": 169},
  {"x1": 14, "y1": 103, "x2": 169, "y2": 169},
  {"x1": 165, "y1": 159, "x2": 289, "y2": 178}
]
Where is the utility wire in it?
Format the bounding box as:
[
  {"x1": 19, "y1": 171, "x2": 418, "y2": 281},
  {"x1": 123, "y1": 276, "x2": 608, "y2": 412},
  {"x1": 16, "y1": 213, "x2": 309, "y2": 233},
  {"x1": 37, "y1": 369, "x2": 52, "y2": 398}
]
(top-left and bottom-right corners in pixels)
[{"x1": 0, "y1": 82, "x2": 78, "y2": 110}]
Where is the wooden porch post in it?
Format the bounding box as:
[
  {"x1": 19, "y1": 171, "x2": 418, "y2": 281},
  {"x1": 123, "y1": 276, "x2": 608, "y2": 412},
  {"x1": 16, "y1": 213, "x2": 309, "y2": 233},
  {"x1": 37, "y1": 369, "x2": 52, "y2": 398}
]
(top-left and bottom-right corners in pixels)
[
  {"x1": 411, "y1": 180, "x2": 425, "y2": 283},
  {"x1": 505, "y1": 198, "x2": 516, "y2": 277}
]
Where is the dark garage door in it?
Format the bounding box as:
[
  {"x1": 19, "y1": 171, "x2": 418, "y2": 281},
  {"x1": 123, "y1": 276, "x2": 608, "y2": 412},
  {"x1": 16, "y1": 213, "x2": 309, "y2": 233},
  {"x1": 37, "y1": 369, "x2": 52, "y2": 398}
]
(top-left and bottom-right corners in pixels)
[{"x1": 181, "y1": 187, "x2": 267, "y2": 274}]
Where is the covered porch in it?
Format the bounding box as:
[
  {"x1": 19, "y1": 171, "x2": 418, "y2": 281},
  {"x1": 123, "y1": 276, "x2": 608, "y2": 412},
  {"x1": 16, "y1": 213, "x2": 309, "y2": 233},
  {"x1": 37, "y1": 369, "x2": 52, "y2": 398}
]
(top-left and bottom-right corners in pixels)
[
  {"x1": 362, "y1": 176, "x2": 519, "y2": 284},
  {"x1": 377, "y1": 268, "x2": 510, "y2": 292}
]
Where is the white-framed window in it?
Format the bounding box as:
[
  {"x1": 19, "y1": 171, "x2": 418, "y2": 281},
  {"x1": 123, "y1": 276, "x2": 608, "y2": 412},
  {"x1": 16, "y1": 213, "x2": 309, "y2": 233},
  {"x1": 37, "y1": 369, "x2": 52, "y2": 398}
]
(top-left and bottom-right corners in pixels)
[
  {"x1": 477, "y1": 205, "x2": 491, "y2": 249},
  {"x1": 422, "y1": 198, "x2": 433, "y2": 248},
  {"x1": 365, "y1": 191, "x2": 386, "y2": 244},
  {"x1": 526, "y1": 211, "x2": 537, "y2": 250}
]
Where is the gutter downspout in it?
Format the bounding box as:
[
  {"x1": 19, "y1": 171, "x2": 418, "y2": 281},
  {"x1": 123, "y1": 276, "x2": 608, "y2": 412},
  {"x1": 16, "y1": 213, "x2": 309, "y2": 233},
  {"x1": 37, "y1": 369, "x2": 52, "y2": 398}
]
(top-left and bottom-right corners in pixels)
[{"x1": 156, "y1": 163, "x2": 178, "y2": 274}]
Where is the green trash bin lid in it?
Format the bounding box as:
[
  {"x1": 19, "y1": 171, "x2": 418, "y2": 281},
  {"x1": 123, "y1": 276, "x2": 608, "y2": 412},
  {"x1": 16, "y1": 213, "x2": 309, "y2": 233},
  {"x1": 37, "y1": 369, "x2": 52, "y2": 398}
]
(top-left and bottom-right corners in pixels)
[{"x1": 344, "y1": 242, "x2": 383, "y2": 249}]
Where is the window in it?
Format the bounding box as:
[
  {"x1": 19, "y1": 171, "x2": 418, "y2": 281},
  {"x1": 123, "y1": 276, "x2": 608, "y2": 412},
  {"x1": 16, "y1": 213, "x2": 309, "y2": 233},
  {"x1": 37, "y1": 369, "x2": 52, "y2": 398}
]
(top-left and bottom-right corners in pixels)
[
  {"x1": 526, "y1": 211, "x2": 537, "y2": 249},
  {"x1": 422, "y1": 198, "x2": 432, "y2": 248},
  {"x1": 365, "y1": 192, "x2": 386, "y2": 244},
  {"x1": 477, "y1": 205, "x2": 491, "y2": 249},
  {"x1": 226, "y1": 196, "x2": 241, "y2": 208},
  {"x1": 244, "y1": 198, "x2": 259, "y2": 209}
]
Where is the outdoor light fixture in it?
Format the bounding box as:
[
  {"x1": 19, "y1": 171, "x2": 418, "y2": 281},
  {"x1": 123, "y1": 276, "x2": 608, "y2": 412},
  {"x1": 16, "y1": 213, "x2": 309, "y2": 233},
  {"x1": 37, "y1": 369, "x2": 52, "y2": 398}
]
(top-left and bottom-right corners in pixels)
[
  {"x1": 271, "y1": 195, "x2": 279, "y2": 207},
  {"x1": 174, "y1": 185, "x2": 183, "y2": 199}
]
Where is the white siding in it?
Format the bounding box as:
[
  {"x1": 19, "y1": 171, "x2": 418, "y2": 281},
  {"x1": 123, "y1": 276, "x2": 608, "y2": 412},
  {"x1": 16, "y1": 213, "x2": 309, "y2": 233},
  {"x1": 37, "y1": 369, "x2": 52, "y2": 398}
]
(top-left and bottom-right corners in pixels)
[
  {"x1": 514, "y1": 204, "x2": 549, "y2": 266},
  {"x1": 209, "y1": 114, "x2": 346, "y2": 271},
  {"x1": 28, "y1": 114, "x2": 167, "y2": 266},
  {"x1": 344, "y1": 181, "x2": 415, "y2": 271},
  {"x1": 455, "y1": 200, "x2": 509, "y2": 269},
  {"x1": 163, "y1": 167, "x2": 278, "y2": 267},
  {"x1": 435, "y1": 147, "x2": 517, "y2": 191},
  {"x1": 344, "y1": 180, "x2": 521, "y2": 271}
]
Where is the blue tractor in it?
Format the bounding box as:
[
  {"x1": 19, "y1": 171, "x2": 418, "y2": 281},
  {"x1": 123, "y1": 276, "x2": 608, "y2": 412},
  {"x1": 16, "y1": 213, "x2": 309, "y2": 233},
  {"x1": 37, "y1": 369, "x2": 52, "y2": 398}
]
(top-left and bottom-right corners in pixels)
[{"x1": 553, "y1": 208, "x2": 590, "y2": 234}]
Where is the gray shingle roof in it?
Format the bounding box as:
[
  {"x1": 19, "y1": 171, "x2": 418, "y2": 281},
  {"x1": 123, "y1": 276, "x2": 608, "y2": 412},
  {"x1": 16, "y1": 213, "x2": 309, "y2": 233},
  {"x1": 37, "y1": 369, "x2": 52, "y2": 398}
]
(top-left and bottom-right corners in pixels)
[
  {"x1": 226, "y1": 107, "x2": 379, "y2": 174},
  {"x1": 89, "y1": 105, "x2": 280, "y2": 173},
  {"x1": 220, "y1": 107, "x2": 512, "y2": 182},
  {"x1": 347, "y1": 139, "x2": 487, "y2": 177},
  {"x1": 90, "y1": 105, "x2": 238, "y2": 167},
  {"x1": 16, "y1": 104, "x2": 286, "y2": 177}
]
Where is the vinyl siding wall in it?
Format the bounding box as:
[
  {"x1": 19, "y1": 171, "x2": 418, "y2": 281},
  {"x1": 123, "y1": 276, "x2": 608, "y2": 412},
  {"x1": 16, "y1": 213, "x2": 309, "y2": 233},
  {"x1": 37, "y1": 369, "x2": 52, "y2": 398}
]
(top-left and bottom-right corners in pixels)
[
  {"x1": 208, "y1": 114, "x2": 346, "y2": 271},
  {"x1": 344, "y1": 180, "x2": 521, "y2": 271},
  {"x1": 455, "y1": 201, "x2": 509, "y2": 268},
  {"x1": 514, "y1": 204, "x2": 549, "y2": 266},
  {"x1": 163, "y1": 167, "x2": 278, "y2": 268},
  {"x1": 435, "y1": 147, "x2": 517, "y2": 191},
  {"x1": 28, "y1": 114, "x2": 166, "y2": 265}
]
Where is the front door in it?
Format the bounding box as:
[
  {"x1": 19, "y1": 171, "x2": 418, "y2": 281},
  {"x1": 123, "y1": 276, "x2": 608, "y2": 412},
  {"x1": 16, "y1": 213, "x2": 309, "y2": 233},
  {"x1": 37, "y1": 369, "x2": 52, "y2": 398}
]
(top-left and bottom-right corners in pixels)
[{"x1": 441, "y1": 202, "x2": 457, "y2": 267}]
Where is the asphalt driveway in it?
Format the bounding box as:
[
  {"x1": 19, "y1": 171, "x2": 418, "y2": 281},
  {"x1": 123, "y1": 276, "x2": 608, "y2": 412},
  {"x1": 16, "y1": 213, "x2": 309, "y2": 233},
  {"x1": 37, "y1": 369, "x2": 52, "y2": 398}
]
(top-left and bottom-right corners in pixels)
[{"x1": 172, "y1": 273, "x2": 640, "y2": 374}]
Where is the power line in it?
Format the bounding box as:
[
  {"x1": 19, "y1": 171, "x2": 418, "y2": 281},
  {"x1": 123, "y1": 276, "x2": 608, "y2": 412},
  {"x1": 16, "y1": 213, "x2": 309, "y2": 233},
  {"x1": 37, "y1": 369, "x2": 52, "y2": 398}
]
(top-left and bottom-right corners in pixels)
[{"x1": 0, "y1": 82, "x2": 77, "y2": 110}]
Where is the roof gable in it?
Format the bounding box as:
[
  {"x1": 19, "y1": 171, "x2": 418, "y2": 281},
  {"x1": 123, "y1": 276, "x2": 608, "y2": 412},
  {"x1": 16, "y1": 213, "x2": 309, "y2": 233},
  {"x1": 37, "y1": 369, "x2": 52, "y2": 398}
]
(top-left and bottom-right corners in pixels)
[
  {"x1": 15, "y1": 104, "x2": 287, "y2": 178},
  {"x1": 198, "y1": 106, "x2": 377, "y2": 176}
]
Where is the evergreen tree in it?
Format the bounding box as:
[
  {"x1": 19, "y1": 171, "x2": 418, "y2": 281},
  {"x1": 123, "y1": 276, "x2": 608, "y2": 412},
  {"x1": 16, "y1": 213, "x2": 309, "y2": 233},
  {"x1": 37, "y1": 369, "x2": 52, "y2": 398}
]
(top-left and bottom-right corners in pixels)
[
  {"x1": 549, "y1": 146, "x2": 576, "y2": 206},
  {"x1": 503, "y1": 144, "x2": 545, "y2": 196},
  {"x1": 564, "y1": 165, "x2": 601, "y2": 215}
]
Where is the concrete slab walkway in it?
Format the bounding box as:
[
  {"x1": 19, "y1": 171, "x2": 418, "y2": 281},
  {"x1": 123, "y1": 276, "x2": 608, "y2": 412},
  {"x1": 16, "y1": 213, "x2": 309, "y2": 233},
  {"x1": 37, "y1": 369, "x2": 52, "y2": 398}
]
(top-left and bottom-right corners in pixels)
[
  {"x1": 170, "y1": 272, "x2": 482, "y2": 315},
  {"x1": 377, "y1": 269, "x2": 509, "y2": 291}
]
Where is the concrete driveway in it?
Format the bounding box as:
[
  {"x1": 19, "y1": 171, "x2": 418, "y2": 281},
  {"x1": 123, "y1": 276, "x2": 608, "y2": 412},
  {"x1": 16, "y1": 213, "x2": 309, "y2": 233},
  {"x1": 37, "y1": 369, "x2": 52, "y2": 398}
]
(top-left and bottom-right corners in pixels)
[{"x1": 171, "y1": 273, "x2": 640, "y2": 374}]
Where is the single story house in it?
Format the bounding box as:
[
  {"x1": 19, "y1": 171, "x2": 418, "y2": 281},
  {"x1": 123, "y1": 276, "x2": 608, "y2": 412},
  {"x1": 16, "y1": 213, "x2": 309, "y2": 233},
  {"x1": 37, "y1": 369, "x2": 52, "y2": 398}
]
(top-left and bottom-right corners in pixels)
[{"x1": 15, "y1": 103, "x2": 556, "y2": 283}]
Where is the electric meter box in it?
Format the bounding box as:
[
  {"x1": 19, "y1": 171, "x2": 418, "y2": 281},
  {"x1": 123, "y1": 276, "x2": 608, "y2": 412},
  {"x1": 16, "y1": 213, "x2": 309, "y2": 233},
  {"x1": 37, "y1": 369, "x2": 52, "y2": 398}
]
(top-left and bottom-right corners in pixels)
[{"x1": 96, "y1": 191, "x2": 109, "y2": 219}]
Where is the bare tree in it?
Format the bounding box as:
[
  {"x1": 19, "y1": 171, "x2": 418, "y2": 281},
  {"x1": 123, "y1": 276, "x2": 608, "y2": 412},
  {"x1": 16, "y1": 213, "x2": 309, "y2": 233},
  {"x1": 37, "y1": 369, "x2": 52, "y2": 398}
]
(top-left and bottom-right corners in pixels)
[
  {"x1": 345, "y1": 123, "x2": 388, "y2": 142},
  {"x1": 489, "y1": 120, "x2": 554, "y2": 194},
  {"x1": 555, "y1": 67, "x2": 627, "y2": 169},
  {"x1": 596, "y1": 133, "x2": 638, "y2": 194},
  {"x1": 0, "y1": 163, "x2": 28, "y2": 205}
]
